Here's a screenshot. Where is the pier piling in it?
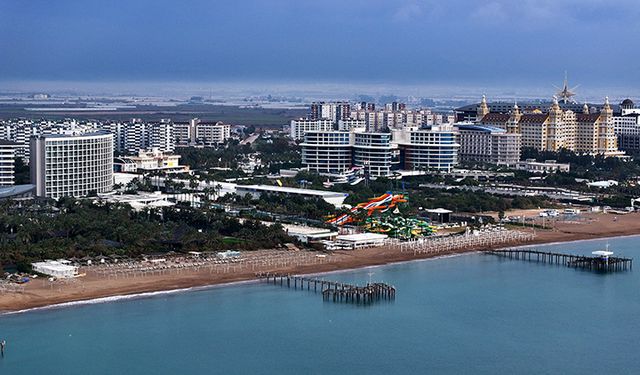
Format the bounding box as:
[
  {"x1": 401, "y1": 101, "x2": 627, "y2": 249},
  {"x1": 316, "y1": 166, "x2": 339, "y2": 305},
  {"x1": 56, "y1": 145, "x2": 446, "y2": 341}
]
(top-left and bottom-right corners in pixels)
[
  {"x1": 487, "y1": 249, "x2": 632, "y2": 273},
  {"x1": 255, "y1": 272, "x2": 395, "y2": 305}
]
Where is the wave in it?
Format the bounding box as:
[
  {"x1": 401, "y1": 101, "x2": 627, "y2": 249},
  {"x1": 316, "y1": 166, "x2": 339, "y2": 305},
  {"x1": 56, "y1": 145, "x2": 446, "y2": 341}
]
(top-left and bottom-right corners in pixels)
[
  {"x1": 3, "y1": 234, "x2": 638, "y2": 316},
  {"x1": 0, "y1": 279, "x2": 260, "y2": 316},
  {"x1": 2, "y1": 253, "x2": 473, "y2": 316},
  {"x1": 503, "y1": 233, "x2": 640, "y2": 250},
  {"x1": 299, "y1": 251, "x2": 479, "y2": 279}
]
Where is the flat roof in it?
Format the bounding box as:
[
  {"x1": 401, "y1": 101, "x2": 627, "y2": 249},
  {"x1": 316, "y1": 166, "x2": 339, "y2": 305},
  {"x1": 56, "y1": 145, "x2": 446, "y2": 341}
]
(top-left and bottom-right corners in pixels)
[
  {"x1": 37, "y1": 131, "x2": 111, "y2": 139},
  {"x1": 456, "y1": 124, "x2": 507, "y2": 133},
  {"x1": 426, "y1": 208, "x2": 453, "y2": 214},
  {"x1": 282, "y1": 224, "x2": 333, "y2": 235},
  {"x1": 237, "y1": 184, "x2": 348, "y2": 198},
  {"x1": 0, "y1": 184, "x2": 35, "y2": 199},
  {"x1": 592, "y1": 251, "x2": 614, "y2": 256},
  {"x1": 32, "y1": 260, "x2": 78, "y2": 272},
  {"x1": 336, "y1": 233, "x2": 388, "y2": 242}
]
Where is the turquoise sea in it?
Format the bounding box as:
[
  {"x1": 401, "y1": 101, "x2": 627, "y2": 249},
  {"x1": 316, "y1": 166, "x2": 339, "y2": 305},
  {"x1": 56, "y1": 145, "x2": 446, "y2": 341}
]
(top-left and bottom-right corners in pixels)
[{"x1": 1, "y1": 236, "x2": 639, "y2": 374}]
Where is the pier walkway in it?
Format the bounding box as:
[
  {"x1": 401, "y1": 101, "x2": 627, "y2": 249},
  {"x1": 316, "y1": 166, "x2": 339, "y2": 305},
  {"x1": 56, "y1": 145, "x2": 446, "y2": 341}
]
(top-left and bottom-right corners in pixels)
[
  {"x1": 389, "y1": 228, "x2": 535, "y2": 255},
  {"x1": 256, "y1": 272, "x2": 395, "y2": 304},
  {"x1": 487, "y1": 249, "x2": 632, "y2": 272}
]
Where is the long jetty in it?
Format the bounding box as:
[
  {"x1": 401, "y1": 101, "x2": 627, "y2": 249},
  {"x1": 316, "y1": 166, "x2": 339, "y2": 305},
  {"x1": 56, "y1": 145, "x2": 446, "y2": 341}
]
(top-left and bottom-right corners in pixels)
[
  {"x1": 487, "y1": 249, "x2": 633, "y2": 272},
  {"x1": 255, "y1": 272, "x2": 395, "y2": 304}
]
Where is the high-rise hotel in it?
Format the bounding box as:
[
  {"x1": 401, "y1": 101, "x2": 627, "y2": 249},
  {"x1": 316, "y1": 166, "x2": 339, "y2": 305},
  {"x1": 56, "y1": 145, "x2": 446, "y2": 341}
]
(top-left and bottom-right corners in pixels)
[
  {"x1": 300, "y1": 126, "x2": 459, "y2": 177},
  {"x1": 30, "y1": 132, "x2": 114, "y2": 198}
]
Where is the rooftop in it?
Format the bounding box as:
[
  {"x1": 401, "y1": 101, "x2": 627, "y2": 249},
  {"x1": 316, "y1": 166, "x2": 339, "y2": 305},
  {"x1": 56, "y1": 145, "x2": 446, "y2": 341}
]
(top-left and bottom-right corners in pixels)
[
  {"x1": 237, "y1": 184, "x2": 348, "y2": 198},
  {"x1": 336, "y1": 233, "x2": 388, "y2": 242},
  {"x1": 456, "y1": 123, "x2": 506, "y2": 133}
]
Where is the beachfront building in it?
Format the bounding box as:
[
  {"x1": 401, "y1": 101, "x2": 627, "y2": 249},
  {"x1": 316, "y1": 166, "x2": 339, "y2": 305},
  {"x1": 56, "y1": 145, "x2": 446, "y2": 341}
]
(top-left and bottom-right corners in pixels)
[
  {"x1": 30, "y1": 132, "x2": 114, "y2": 198},
  {"x1": 32, "y1": 260, "x2": 79, "y2": 278},
  {"x1": 0, "y1": 140, "x2": 20, "y2": 185},
  {"x1": 334, "y1": 233, "x2": 388, "y2": 249},
  {"x1": 455, "y1": 123, "x2": 521, "y2": 166}
]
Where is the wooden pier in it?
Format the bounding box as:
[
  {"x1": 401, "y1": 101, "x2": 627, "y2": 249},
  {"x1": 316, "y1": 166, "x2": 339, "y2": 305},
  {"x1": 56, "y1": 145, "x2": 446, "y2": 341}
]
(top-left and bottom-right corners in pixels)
[
  {"x1": 486, "y1": 249, "x2": 633, "y2": 272},
  {"x1": 255, "y1": 272, "x2": 395, "y2": 304}
]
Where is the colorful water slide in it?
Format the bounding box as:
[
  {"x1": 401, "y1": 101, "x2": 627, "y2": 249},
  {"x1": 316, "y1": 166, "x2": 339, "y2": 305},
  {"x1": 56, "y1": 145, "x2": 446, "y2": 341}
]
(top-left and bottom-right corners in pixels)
[{"x1": 327, "y1": 193, "x2": 406, "y2": 225}]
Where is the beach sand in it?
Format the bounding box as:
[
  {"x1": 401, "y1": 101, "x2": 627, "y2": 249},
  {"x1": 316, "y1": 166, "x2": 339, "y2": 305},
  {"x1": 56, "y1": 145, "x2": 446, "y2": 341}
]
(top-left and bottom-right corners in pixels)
[{"x1": 2, "y1": 211, "x2": 639, "y2": 313}]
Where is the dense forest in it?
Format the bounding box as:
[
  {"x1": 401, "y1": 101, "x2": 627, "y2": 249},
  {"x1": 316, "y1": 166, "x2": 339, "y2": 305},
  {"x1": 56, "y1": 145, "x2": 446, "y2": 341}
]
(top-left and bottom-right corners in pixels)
[
  {"x1": 179, "y1": 136, "x2": 301, "y2": 174},
  {"x1": 0, "y1": 198, "x2": 294, "y2": 270}
]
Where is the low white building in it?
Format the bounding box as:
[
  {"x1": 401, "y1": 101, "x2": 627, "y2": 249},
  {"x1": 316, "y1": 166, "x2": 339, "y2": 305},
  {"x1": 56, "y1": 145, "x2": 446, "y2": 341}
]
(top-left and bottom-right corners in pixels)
[
  {"x1": 96, "y1": 191, "x2": 176, "y2": 211},
  {"x1": 114, "y1": 148, "x2": 188, "y2": 174},
  {"x1": 32, "y1": 260, "x2": 79, "y2": 278},
  {"x1": 516, "y1": 159, "x2": 570, "y2": 174},
  {"x1": 235, "y1": 184, "x2": 349, "y2": 206},
  {"x1": 334, "y1": 233, "x2": 388, "y2": 249},
  {"x1": 282, "y1": 224, "x2": 338, "y2": 243},
  {"x1": 586, "y1": 180, "x2": 618, "y2": 188}
]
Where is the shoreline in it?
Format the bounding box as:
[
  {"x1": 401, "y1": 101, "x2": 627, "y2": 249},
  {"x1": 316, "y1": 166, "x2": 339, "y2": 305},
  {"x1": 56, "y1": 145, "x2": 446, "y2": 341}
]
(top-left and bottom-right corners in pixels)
[{"x1": 2, "y1": 212, "x2": 640, "y2": 315}]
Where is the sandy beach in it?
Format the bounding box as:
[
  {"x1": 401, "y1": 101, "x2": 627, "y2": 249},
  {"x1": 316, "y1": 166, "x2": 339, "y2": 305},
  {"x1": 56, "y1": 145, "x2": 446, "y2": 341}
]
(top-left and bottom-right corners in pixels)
[{"x1": 2, "y1": 211, "x2": 639, "y2": 313}]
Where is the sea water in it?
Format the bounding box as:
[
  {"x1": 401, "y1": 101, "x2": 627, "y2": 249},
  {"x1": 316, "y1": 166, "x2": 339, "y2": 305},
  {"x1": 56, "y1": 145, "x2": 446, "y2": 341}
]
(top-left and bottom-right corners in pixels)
[{"x1": 1, "y1": 236, "x2": 639, "y2": 374}]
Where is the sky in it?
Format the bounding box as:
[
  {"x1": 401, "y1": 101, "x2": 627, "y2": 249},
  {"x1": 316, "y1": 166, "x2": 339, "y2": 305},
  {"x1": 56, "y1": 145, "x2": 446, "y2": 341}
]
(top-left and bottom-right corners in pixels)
[{"x1": 1, "y1": 0, "x2": 639, "y2": 95}]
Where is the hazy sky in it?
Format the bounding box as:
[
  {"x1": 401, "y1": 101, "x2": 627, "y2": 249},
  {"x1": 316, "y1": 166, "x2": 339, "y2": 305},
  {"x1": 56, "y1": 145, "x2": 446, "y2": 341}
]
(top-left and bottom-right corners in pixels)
[{"x1": 1, "y1": 0, "x2": 639, "y2": 91}]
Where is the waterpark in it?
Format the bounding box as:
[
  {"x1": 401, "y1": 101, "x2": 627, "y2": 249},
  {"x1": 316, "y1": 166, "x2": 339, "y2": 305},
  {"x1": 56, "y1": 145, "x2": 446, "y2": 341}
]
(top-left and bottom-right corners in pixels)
[{"x1": 327, "y1": 193, "x2": 438, "y2": 240}]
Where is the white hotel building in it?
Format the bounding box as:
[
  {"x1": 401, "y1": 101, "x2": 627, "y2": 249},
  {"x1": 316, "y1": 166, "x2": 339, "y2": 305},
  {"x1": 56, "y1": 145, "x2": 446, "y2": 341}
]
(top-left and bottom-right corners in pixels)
[
  {"x1": 301, "y1": 131, "x2": 353, "y2": 175},
  {"x1": 301, "y1": 127, "x2": 458, "y2": 176},
  {"x1": 393, "y1": 125, "x2": 460, "y2": 172},
  {"x1": 352, "y1": 132, "x2": 397, "y2": 177},
  {"x1": 30, "y1": 132, "x2": 114, "y2": 199}
]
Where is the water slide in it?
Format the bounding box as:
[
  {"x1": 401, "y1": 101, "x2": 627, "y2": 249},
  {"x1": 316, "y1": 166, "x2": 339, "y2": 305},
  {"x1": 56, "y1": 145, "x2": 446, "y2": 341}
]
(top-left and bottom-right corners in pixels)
[{"x1": 327, "y1": 193, "x2": 406, "y2": 225}]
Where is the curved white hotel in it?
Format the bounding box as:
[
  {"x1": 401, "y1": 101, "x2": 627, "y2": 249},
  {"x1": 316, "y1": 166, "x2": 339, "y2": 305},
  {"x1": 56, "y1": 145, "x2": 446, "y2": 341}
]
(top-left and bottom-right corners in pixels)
[
  {"x1": 396, "y1": 125, "x2": 459, "y2": 172},
  {"x1": 301, "y1": 131, "x2": 352, "y2": 175},
  {"x1": 30, "y1": 132, "x2": 114, "y2": 198},
  {"x1": 352, "y1": 132, "x2": 397, "y2": 177}
]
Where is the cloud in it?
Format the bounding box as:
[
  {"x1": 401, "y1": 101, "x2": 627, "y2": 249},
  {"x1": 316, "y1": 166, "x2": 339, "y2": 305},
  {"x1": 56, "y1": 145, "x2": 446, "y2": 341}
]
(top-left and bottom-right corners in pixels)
[
  {"x1": 470, "y1": 2, "x2": 508, "y2": 23},
  {"x1": 468, "y1": 0, "x2": 640, "y2": 27},
  {"x1": 392, "y1": 1, "x2": 424, "y2": 22}
]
